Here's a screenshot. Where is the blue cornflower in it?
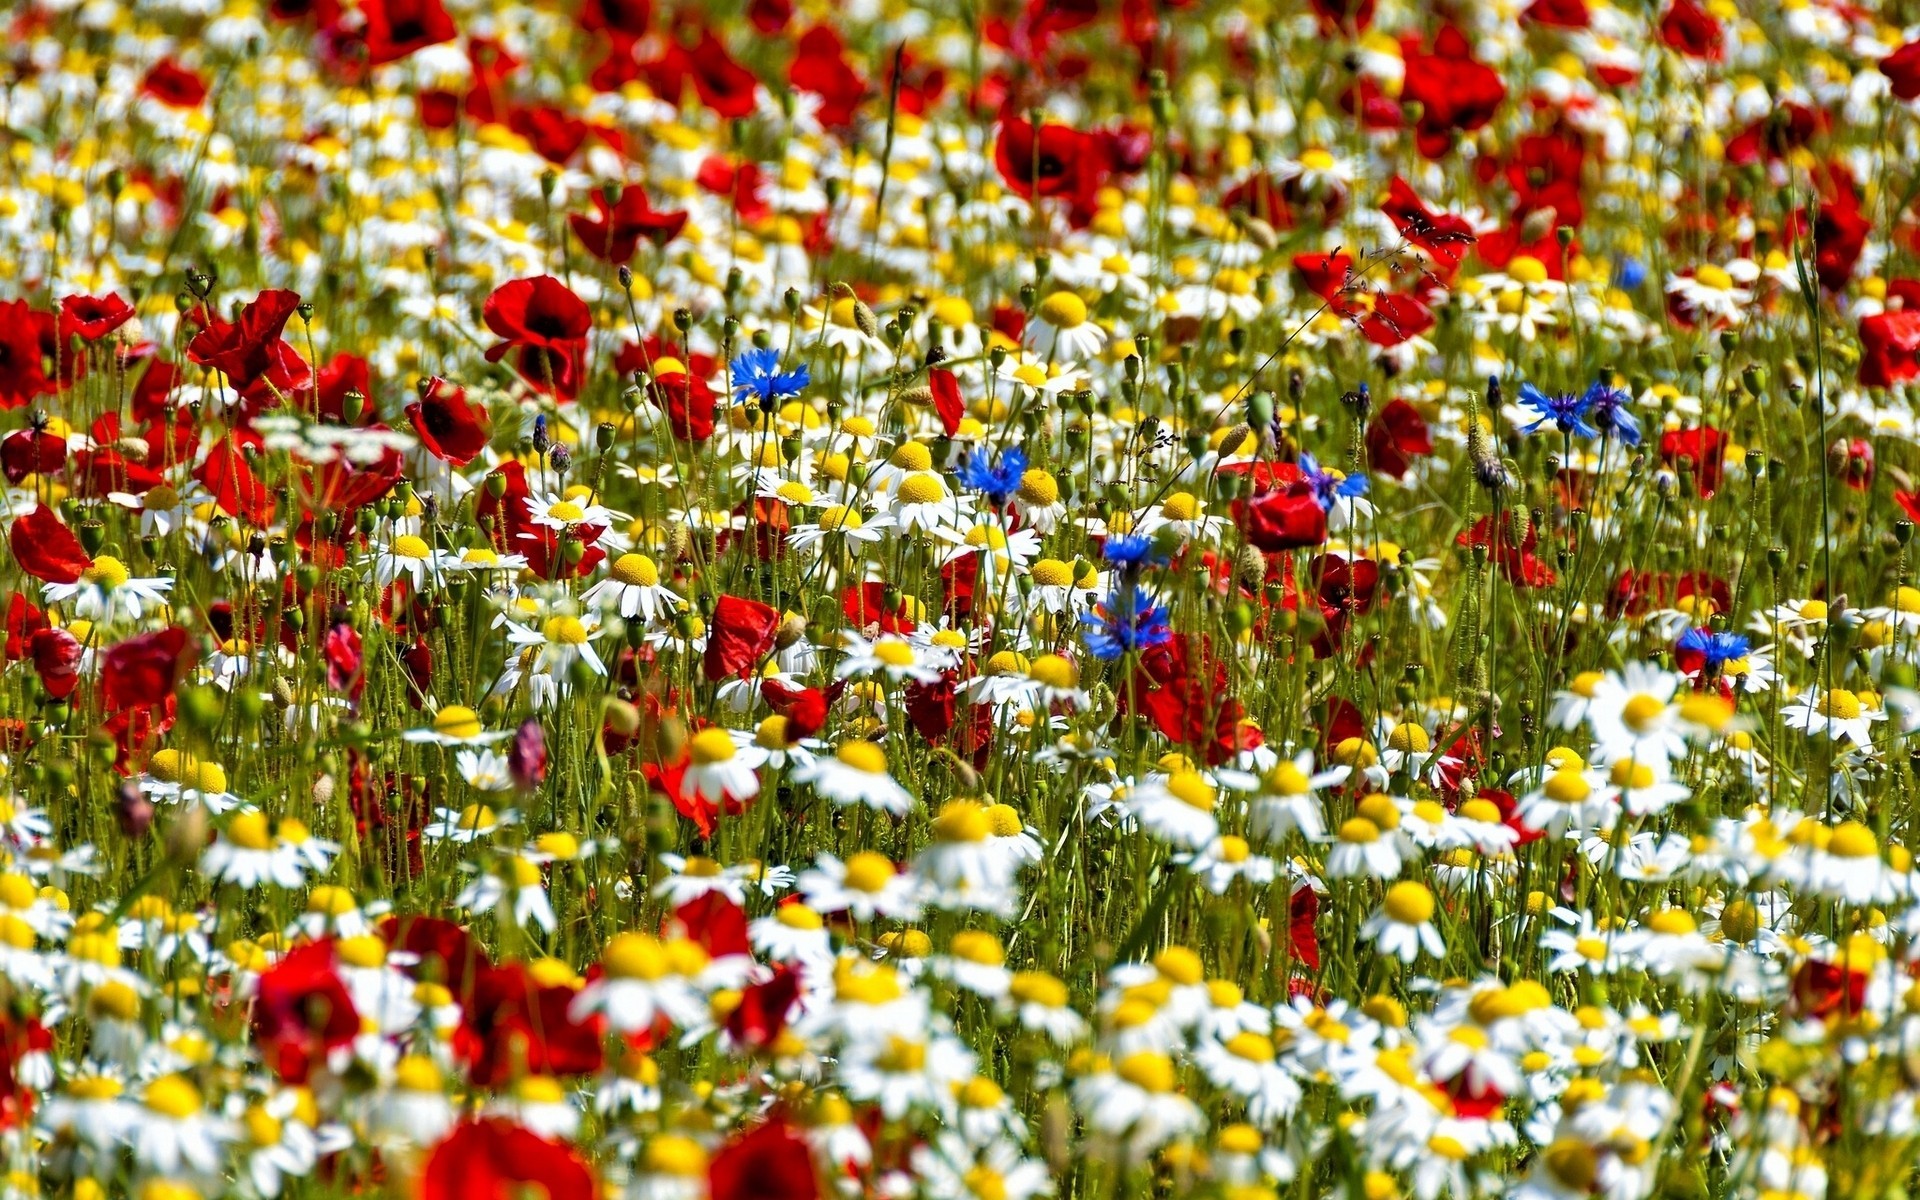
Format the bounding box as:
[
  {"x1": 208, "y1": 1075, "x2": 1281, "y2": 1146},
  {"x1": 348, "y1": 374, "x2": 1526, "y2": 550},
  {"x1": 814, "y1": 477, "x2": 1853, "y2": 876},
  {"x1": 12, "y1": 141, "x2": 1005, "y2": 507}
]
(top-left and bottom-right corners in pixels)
[
  {"x1": 1617, "y1": 257, "x2": 1648, "y2": 290},
  {"x1": 1583, "y1": 381, "x2": 1641, "y2": 446},
  {"x1": 955, "y1": 445, "x2": 1029, "y2": 506},
  {"x1": 730, "y1": 347, "x2": 811, "y2": 407},
  {"x1": 1298, "y1": 452, "x2": 1369, "y2": 512},
  {"x1": 1678, "y1": 627, "x2": 1750, "y2": 674},
  {"x1": 1103, "y1": 533, "x2": 1170, "y2": 573},
  {"x1": 1082, "y1": 587, "x2": 1173, "y2": 661},
  {"x1": 1515, "y1": 381, "x2": 1601, "y2": 439}
]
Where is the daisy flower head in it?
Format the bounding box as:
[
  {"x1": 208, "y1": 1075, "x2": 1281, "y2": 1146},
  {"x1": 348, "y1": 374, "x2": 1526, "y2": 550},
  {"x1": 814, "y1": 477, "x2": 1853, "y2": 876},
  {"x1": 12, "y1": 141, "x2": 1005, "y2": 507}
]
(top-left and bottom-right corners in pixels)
[
  {"x1": 795, "y1": 739, "x2": 916, "y2": 814},
  {"x1": 1026, "y1": 291, "x2": 1107, "y2": 361}
]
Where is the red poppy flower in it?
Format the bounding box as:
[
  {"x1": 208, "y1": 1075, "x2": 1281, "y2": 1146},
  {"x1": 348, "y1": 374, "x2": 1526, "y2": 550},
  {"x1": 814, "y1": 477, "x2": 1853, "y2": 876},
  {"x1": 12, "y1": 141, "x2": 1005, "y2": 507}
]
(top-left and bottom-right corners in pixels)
[
  {"x1": 710, "y1": 1120, "x2": 820, "y2": 1200},
  {"x1": 1659, "y1": 0, "x2": 1722, "y2": 60},
  {"x1": 1523, "y1": 0, "x2": 1589, "y2": 26},
  {"x1": 569, "y1": 188, "x2": 688, "y2": 265},
  {"x1": 58, "y1": 293, "x2": 135, "y2": 342},
  {"x1": 142, "y1": 59, "x2": 208, "y2": 108},
  {"x1": 252, "y1": 940, "x2": 360, "y2": 1083},
  {"x1": 1365, "y1": 399, "x2": 1434, "y2": 480},
  {"x1": 579, "y1": 0, "x2": 650, "y2": 35},
  {"x1": 407, "y1": 378, "x2": 492, "y2": 465},
  {"x1": 458, "y1": 964, "x2": 605, "y2": 1087},
  {"x1": 423, "y1": 1119, "x2": 595, "y2": 1200},
  {"x1": 927, "y1": 368, "x2": 965, "y2": 436},
  {"x1": 673, "y1": 891, "x2": 752, "y2": 959},
  {"x1": 1287, "y1": 884, "x2": 1320, "y2": 971},
  {"x1": 1360, "y1": 291, "x2": 1434, "y2": 347},
  {"x1": 1381, "y1": 177, "x2": 1476, "y2": 275},
  {"x1": 1882, "y1": 40, "x2": 1920, "y2": 100},
  {"x1": 1658, "y1": 426, "x2": 1728, "y2": 497},
  {"x1": 727, "y1": 964, "x2": 801, "y2": 1050},
  {"x1": 1120, "y1": 635, "x2": 1243, "y2": 766},
  {"x1": 1398, "y1": 27, "x2": 1506, "y2": 158},
  {"x1": 1807, "y1": 170, "x2": 1870, "y2": 292},
  {"x1": 760, "y1": 678, "x2": 831, "y2": 738},
  {"x1": 29, "y1": 628, "x2": 82, "y2": 701},
  {"x1": 361, "y1": 0, "x2": 457, "y2": 66},
  {"x1": 381, "y1": 914, "x2": 491, "y2": 997},
  {"x1": 186, "y1": 289, "x2": 303, "y2": 392},
  {"x1": 644, "y1": 29, "x2": 760, "y2": 120},
  {"x1": 8, "y1": 506, "x2": 90, "y2": 585},
  {"x1": 482, "y1": 276, "x2": 591, "y2": 399},
  {"x1": 1788, "y1": 958, "x2": 1866, "y2": 1021},
  {"x1": 306, "y1": 352, "x2": 376, "y2": 425},
  {"x1": 650, "y1": 369, "x2": 717, "y2": 442},
  {"x1": 790, "y1": 25, "x2": 867, "y2": 127},
  {"x1": 705, "y1": 595, "x2": 781, "y2": 681},
  {"x1": 508, "y1": 104, "x2": 590, "y2": 165},
  {"x1": 197, "y1": 437, "x2": 275, "y2": 526},
  {"x1": 0, "y1": 301, "x2": 57, "y2": 408},
  {"x1": 3, "y1": 595, "x2": 48, "y2": 664},
  {"x1": 1455, "y1": 515, "x2": 1556, "y2": 588},
  {"x1": 1858, "y1": 311, "x2": 1920, "y2": 388},
  {"x1": 748, "y1": 0, "x2": 791, "y2": 32},
  {"x1": 99, "y1": 627, "x2": 194, "y2": 712},
  {"x1": 994, "y1": 114, "x2": 1107, "y2": 225},
  {"x1": 1240, "y1": 482, "x2": 1327, "y2": 552},
  {"x1": 1292, "y1": 252, "x2": 1357, "y2": 311},
  {"x1": 0, "y1": 430, "x2": 65, "y2": 485}
]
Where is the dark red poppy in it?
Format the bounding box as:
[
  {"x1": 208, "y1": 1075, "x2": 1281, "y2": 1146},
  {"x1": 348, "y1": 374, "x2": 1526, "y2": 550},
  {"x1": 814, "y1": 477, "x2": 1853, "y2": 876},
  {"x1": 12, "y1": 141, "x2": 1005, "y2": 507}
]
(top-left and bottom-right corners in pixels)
[
  {"x1": 142, "y1": 59, "x2": 208, "y2": 108},
  {"x1": 1288, "y1": 885, "x2": 1320, "y2": 970},
  {"x1": 1659, "y1": 0, "x2": 1722, "y2": 60},
  {"x1": 1882, "y1": 41, "x2": 1920, "y2": 100},
  {"x1": 58, "y1": 293, "x2": 135, "y2": 342},
  {"x1": 579, "y1": 0, "x2": 649, "y2": 34},
  {"x1": 185, "y1": 289, "x2": 303, "y2": 392},
  {"x1": 1399, "y1": 27, "x2": 1505, "y2": 159},
  {"x1": 790, "y1": 25, "x2": 867, "y2": 127},
  {"x1": 423, "y1": 1119, "x2": 595, "y2": 1200},
  {"x1": 1364, "y1": 399, "x2": 1433, "y2": 480},
  {"x1": 361, "y1": 0, "x2": 457, "y2": 65},
  {"x1": 0, "y1": 301, "x2": 56, "y2": 407},
  {"x1": 482, "y1": 276, "x2": 591, "y2": 399},
  {"x1": 728, "y1": 964, "x2": 801, "y2": 1050},
  {"x1": 1523, "y1": 0, "x2": 1589, "y2": 26},
  {"x1": 99, "y1": 627, "x2": 194, "y2": 712},
  {"x1": 705, "y1": 595, "x2": 780, "y2": 681},
  {"x1": 407, "y1": 378, "x2": 492, "y2": 465},
  {"x1": 569, "y1": 189, "x2": 688, "y2": 265},
  {"x1": 1858, "y1": 311, "x2": 1920, "y2": 388},
  {"x1": 382, "y1": 914, "x2": 490, "y2": 997},
  {"x1": 8, "y1": 506, "x2": 90, "y2": 585},
  {"x1": 2, "y1": 595, "x2": 48, "y2": 664},
  {"x1": 252, "y1": 940, "x2": 360, "y2": 1083},
  {"x1": 747, "y1": 0, "x2": 791, "y2": 32},
  {"x1": 1813, "y1": 171, "x2": 1870, "y2": 292},
  {"x1": 457, "y1": 964, "x2": 605, "y2": 1087},
  {"x1": 709, "y1": 1120, "x2": 820, "y2": 1200},
  {"x1": 0, "y1": 430, "x2": 65, "y2": 485},
  {"x1": 29, "y1": 628, "x2": 82, "y2": 701},
  {"x1": 1788, "y1": 958, "x2": 1866, "y2": 1021}
]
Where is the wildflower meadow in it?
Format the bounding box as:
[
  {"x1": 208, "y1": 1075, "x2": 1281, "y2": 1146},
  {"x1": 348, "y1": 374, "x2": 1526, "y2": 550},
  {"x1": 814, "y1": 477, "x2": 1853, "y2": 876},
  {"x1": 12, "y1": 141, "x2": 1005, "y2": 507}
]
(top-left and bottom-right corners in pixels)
[{"x1": 9, "y1": 0, "x2": 1920, "y2": 1196}]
